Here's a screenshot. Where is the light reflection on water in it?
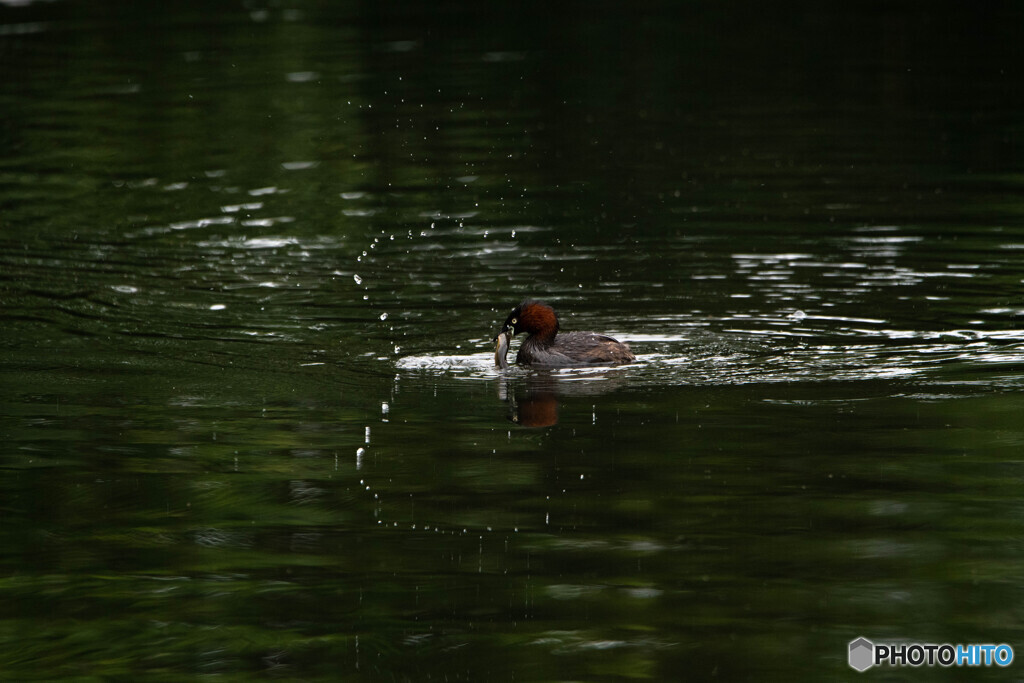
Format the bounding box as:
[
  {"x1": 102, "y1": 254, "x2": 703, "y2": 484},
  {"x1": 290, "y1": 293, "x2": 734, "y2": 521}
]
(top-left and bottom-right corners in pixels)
[{"x1": 395, "y1": 323, "x2": 1024, "y2": 387}]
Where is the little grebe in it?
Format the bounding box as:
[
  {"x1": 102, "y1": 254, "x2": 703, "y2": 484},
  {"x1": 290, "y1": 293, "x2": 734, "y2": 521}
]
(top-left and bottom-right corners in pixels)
[{"x1": 494, "y1": 301, "x2": 635, "y2": 368}]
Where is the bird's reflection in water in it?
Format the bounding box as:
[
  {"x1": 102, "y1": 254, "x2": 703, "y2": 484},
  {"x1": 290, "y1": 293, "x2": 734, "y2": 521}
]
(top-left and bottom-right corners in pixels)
[{"x1": 496, "y1": 369, "x2": 628, "y2": 427}]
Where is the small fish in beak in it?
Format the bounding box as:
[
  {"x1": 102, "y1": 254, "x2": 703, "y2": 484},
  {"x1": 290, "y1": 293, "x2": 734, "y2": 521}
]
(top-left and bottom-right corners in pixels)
[{"x1": 494, "y1": 330, "x2": 511, "y2": 369}]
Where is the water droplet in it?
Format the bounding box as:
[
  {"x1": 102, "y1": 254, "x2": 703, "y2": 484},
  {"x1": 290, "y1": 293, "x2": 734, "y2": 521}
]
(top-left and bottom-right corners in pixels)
[
  {"x1": 353, "y1": 274, "x2": 363, "y2": 285},
  {"x1": 210, "y1": 304, "x2": 226, "y2": 311},
  {"x1": 379, "y1": 312, "x2": 388, "y2": 321},
  {"x1": 381, "y1": 402, "x2": 390, "y2": 415}
]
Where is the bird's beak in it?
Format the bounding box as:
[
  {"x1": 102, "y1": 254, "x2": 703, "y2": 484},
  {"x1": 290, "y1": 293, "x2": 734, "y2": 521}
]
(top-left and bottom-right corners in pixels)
[{"x1": 493, "y1": 322, "x2": 511, "y2": 342}]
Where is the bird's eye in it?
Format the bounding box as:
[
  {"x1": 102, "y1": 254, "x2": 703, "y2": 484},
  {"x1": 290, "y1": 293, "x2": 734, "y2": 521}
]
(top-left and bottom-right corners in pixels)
[{"x1": 510, "y1": 317, "x2": 518, "y2": 325}]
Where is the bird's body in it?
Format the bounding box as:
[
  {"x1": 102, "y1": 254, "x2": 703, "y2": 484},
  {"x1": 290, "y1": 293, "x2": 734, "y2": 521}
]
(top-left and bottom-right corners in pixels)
[{"x1": 494, "y1": 301, "x2": 634, "y2": 368}]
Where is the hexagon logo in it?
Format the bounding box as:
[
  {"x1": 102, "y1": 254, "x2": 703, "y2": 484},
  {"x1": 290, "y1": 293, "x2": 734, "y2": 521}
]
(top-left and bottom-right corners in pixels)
[{"x1": 849, "y1": 637, "x2": 874, "y2": 672}]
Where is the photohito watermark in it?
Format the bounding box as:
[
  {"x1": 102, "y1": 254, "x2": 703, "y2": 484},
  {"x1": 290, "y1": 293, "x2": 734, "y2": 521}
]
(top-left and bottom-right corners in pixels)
[{"x1": 849, "y1": 637, "x2": 1013, "y2": 672}]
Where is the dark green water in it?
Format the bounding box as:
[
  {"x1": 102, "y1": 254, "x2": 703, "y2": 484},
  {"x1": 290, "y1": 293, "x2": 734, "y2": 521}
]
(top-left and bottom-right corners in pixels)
[{"x1": 2, "y1": 1, "x2": 1024, "y2": 680}]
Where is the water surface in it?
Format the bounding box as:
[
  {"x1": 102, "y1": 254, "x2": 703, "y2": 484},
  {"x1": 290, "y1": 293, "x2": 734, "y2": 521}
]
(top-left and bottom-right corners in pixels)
[{"x1": 2, "y1": 1, "x2": 1024, "y2": 680}]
